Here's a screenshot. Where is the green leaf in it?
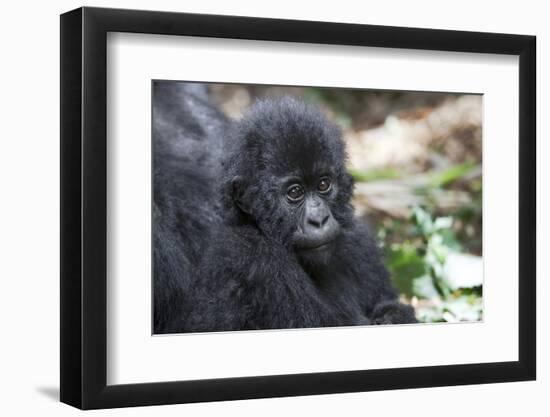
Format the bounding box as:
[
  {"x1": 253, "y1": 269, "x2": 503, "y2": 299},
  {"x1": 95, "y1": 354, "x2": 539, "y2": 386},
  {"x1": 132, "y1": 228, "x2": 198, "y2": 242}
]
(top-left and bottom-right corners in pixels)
[
  {"x1": 412, "y1": 275, "x2": 439, "y2": 299},
  {"x1": 443, "y1": 296, "x2": 482, "y2": 321},
  {"x1": 349, "y1": 168, "x2": 400, "y2": 183},
  {"x1": 416, "y1": 305, "x2": 445, "y2": 323},
  {"x1": 438, "y1": 228, "x2": 461, "y2": 251},
  {"x1": 433, "y1": 216, "x2": 453, "y2": 230},
  {"x1": 429, "y1": 162, "x2": 476, "y2": 188},
  {"x1": 386, "y1": 244, "x2": 425, "y2": 297},
  {"x1": 411, "y1": 206, "x2": 433, "y2": 236},
  {"x1": 442, "y1": 253, "x2": 483, "y2": 289}
]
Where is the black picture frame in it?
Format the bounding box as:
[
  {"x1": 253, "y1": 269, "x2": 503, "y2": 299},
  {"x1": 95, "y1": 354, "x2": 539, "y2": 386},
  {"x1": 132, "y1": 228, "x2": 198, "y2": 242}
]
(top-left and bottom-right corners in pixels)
[{"x1": 60, "y1": 6, "x2": 536, "y2": 410}]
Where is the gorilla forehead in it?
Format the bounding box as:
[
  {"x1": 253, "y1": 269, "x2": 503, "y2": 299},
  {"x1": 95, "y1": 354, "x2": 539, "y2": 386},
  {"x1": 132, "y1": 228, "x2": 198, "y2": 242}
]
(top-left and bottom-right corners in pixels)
[{"x1": 235, "y1": 97, "x2": 346, "y2": 176}]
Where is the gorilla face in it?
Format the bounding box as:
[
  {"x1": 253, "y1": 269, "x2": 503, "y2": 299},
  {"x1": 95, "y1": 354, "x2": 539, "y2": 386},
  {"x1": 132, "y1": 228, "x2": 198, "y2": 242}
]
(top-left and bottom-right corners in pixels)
[
  {"x1": 225, "y1": 97, "x2": 355, "y2": 266},
  {"x1": 232, "y1": 169, "x2": 344, "y2": 266},
  {"x1": 283, "y1": 174, "x2": 342, "y2": 265}
]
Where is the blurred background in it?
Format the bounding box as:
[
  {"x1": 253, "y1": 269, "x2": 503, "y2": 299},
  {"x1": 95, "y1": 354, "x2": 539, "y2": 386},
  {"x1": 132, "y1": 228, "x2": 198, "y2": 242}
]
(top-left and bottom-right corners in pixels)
[{"x1": 207, "y1": 83, "x2": 483, "y2": 324}]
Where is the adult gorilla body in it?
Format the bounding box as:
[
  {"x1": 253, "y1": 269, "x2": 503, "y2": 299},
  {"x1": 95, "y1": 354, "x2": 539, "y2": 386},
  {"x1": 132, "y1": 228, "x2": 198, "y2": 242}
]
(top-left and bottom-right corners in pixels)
[
  {"x1": 152, "y1": 82, "x2": 226, "y2": 332},
  {"x1": 153, "y1": 82, "x2": 416, "y2": 334}
]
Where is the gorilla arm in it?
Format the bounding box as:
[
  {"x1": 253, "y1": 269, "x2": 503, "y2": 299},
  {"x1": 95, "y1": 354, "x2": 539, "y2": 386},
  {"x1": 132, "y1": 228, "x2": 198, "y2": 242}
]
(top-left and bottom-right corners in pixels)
[
  {"x1": 328, "y1": 225, "x2": 417, "y2": 325},
  {"x1": 183, "y1": 228, "x2": 346, "y2": 332}
]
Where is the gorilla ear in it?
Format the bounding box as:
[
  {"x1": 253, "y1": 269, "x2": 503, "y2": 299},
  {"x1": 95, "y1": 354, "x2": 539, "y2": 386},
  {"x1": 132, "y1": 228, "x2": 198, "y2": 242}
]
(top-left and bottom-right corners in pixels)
[
  {"x1": 231, "y1": 176, "x2": 251, "y2": 214},
  {"x1": 338, "y1": 171, "x2": 355, "y2": 201},
  {"x1": 343, "y1": 171, "x2": 355, "y2": 188}
]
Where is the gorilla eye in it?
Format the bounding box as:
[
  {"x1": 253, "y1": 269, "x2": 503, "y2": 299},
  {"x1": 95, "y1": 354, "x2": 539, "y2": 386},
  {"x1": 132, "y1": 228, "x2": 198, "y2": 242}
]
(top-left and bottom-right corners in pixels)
[
  {"x1": 318, "y1": 177, "x2": 332, "y2": 193},
  {"x1": 287, "y1": 184, "x2": 305, "y2": 202}
]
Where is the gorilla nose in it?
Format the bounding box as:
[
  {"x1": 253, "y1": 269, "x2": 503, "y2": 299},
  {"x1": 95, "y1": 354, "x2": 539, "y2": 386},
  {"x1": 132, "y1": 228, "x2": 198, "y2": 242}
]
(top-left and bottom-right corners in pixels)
[
  {"x1": 307, "y1": 214, "x2": 330, "y2": 228},
  {"x1": 299, "y1": 210, "x2": 340, "y2": 250},
  {"x1": 295, "y1": 202, "x2": 341, "y2": 250}
]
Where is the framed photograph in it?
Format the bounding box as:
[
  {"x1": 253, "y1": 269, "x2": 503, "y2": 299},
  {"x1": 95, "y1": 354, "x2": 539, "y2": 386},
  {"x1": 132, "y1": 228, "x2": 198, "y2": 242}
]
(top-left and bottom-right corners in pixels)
[{"x1": 60, "y1": 6, "x2": 536, "y2": 409}]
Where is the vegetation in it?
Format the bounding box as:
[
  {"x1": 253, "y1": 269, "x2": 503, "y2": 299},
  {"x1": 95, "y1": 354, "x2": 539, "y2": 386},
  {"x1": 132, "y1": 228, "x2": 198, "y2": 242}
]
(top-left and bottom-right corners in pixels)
[{"x1": 380, "y1": 206, "x2": 482, "y2": 323}]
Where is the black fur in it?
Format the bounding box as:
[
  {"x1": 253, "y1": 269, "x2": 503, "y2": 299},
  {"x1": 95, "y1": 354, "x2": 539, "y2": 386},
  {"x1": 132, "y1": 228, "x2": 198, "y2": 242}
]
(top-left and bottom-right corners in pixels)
[{"x1": 153, "y1": 82, "x2": 416, "y2": 333}]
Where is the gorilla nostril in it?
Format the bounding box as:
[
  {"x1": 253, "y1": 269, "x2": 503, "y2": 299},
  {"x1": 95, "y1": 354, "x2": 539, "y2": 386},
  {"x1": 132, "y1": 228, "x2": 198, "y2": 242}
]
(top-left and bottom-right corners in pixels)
[
  {"x1": 321, "y1": 215, "x2": 330, "y2": 226},
  {"x1": 307, "y1": 218, "x2": 322, "y2": 228}
]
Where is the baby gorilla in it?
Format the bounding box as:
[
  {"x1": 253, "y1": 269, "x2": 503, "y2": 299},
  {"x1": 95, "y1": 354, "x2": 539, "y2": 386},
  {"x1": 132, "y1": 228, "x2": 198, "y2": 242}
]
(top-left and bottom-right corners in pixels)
[{"x1": 162, "y1": 93, "x2": 416, "y2": 333}]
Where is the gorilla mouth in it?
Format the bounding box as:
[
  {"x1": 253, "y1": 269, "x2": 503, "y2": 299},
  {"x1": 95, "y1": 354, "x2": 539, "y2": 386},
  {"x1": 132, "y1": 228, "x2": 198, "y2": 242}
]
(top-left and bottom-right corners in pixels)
[
  {"x1": 293, "y1": 226, "x2": 341, "y2": 253},
  {"x1": 297, "y1": 239, "x2": 335, "y2": 252}
]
